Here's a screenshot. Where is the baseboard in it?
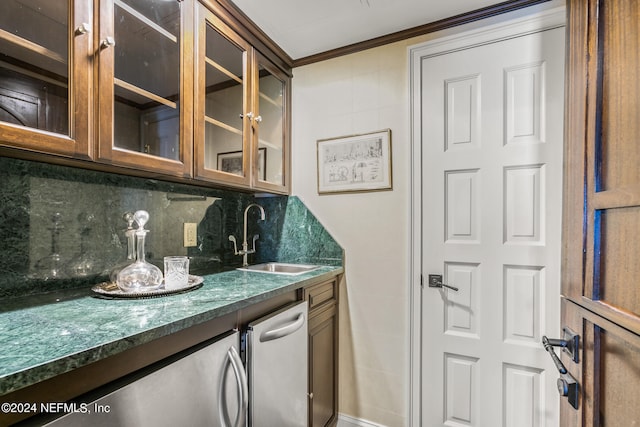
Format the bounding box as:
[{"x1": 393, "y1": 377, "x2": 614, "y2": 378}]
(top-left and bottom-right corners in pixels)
[{"x1": 337, "y1": 413, "x2": 388, "y2": 427}]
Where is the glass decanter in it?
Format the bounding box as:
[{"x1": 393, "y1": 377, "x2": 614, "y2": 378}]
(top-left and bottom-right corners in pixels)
[{"x1": 116, "y1": 210, "x2": 163, "y2": 292}]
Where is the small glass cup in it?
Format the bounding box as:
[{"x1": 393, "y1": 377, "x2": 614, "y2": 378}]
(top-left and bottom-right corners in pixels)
[{"x1": 163, "y1": 256, "x2": 189, "y2": 290}]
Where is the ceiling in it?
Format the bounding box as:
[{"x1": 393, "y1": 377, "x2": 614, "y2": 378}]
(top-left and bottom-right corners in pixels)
[{"x1": 229, "y1": 0, "x2": 511, "y2": 60}]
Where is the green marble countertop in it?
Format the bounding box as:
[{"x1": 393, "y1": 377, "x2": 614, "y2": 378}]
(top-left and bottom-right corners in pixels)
[{"x1": 0, "y1": 266, "x2": 342, "y2": 397}]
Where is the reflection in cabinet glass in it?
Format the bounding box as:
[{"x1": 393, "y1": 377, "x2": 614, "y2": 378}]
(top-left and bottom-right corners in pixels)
[
  {"x1": 113, "y1": 0, "x2": 181, "y2": 160},
  {"x1": 195, "y1": 5, "x2": 251, "y2": 187},
  {"x1": 256, "y1": 59, "x2": 286, "y2": 187},
  {"x1": 0, "y1": 0, "x2": 69, "y2": 135},
  {"x1": 204, "y1": 24, "x2": 246, "y2": 176}
]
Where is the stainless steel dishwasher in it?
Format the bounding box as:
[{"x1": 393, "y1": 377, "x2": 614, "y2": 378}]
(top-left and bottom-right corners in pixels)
[{"x1": 246, "y1": 301, "x2": 308, "y2": 427}]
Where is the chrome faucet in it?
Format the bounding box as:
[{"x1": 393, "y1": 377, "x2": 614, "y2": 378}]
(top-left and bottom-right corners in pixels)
[{"x1": 229, "y1": 203, "x2": 266, "y2": 267}]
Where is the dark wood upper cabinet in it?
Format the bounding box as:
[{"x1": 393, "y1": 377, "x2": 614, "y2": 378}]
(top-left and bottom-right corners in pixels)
[
  {"x1": 96, "y1": 0, "x2": 194, "y2": 177},
  {"x1": 0, "y1": 0, "x2": 290, "y2": 193},
  {"x1": 194, "y1": 2, "x2": 290, "y2": 193},
  {"x1": 0, "y1": 0, "x2": 92, "y2": 159}
]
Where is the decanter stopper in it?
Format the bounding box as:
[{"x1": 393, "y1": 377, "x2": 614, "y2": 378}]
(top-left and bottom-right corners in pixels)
[{"x1": 134, "y1": 210, "x2": 149, "y2": 230}]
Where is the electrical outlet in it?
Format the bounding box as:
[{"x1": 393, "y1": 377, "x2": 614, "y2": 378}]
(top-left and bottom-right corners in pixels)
[{"x1": 183, "y1": 223, "x2": 197, "y2": 247}]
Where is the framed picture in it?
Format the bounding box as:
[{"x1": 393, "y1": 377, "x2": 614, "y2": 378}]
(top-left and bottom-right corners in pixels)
[
  {"x1": 217, "y1": 148, "x2": 266, "y2": 179},
  {"x1": 317, "y1": 129, "x2": 392, "y2": 194}
]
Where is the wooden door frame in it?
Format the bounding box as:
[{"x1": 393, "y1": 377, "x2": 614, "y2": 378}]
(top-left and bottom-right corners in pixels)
[{"x1": 408, "y1": 7, "x2": 566, "y2": 425}]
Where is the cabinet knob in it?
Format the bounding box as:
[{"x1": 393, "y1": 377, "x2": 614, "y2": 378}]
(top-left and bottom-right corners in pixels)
[
  {"x1": 242, "y1": 112, "x2": 262, "y2": 123},
  {"x1": 75, "y1": 23, "x2": 91, "y2": 36},
  {"x1": 101, "y1": 37, "x2": 116, "y2": 49}
]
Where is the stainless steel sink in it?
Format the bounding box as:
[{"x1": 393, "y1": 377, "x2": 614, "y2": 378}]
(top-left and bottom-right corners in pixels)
[{"x1": 237, "y1": 262, "x2": 320, "y2": 276}]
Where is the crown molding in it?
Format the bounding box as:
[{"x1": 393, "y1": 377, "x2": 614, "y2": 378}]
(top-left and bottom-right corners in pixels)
[{"x1": 293, "y1": 0, "x2": 552, "y2": 67}]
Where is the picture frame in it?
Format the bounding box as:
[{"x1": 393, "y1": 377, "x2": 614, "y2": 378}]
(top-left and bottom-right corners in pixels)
[
  {"x1": 217, "y1": 148, "x2": 266, "y2": 180},
  {"x1": 317, "y1": 129, "x2": 392, "y2": 194}
]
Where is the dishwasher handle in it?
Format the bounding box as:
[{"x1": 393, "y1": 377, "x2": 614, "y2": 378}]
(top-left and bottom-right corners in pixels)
[
  {"x1": 219, "y1": 346, "x2": 248, "y2": 427},
  {"x1": 259, "y1": 313, "x2": 305, "y2": 342}
]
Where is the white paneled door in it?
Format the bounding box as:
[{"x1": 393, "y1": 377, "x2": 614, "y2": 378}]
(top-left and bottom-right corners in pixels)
[{"x1": 413, "y1": 12, "x2": 565, "y2": 427}]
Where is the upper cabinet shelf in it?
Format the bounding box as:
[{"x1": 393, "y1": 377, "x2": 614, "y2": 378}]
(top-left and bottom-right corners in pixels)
[
  {"x1": 0, "y1": 0, "x2": 291, "y2": 194},
  {"x1": 114, "y1": 0, "x2": 179, "y2": 43}
]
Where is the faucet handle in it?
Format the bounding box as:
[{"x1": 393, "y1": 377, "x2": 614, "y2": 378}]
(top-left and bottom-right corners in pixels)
[
  {"x1": 251, "y1": 234, "x2": 260, "y2": 252},
  {"x1": 228, "y1": 235, "x2": 239, "y2": 255}
]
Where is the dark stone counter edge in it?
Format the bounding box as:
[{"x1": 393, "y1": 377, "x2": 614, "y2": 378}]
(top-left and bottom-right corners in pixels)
[{"x1": 0, "y1": 267, "x2": 343, "y2": 398}]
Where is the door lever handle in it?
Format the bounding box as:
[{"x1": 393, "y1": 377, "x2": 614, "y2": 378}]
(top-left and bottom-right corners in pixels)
[
  {"x1": 542, "y1": 333, "x2": 580, "y2": 409},
  {"x1": 542, "y1": 335, "x2": 568, "y2": 374},
  {"x1": 428, "y1": 274, "x2": 458, "y2": 291}
]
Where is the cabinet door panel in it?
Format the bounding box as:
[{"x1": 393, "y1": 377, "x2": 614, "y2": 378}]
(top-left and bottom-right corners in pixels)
[
  {"x1": 561, "y1": 299, "x2": 640, "y2": 427},
  {"x1": 203, "y1": 25, "x2": 246, "y2": 174},
  {"x1": 562, "y1": 0, "x2": 640, "y2": 425},
  {"x1": 309, "y1": 307, "x2": 337, "y2": 427},
  {"x1": 98, "y1": 0, "x2": 191, "y2": 176},
  {"x1": 194, "y1": 5, "x2": 251, "y2": 186},
  {"x1": 563, "y1": 0, "x2": 640, "y2": 332},
  {"x1": 0, "y1": 0, "x2": 91, "y2": 157},
  {"x1": 253, "y1": 54, "x2": 290, "y2": 193}
]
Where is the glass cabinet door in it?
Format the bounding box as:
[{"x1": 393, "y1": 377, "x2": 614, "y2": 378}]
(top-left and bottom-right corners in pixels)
[
  {"x1": 0, "y1": 0, "x2": 91, "y2": 157},
  {"x1": 98, "y1": 0, "x2": 191, "y2": 176},
  {"x1": 194, "y1": 5, "x2": 251, "y2": 186},
  {"x1": 253, "y1": 55, "x2": 290, "y2": 192}
]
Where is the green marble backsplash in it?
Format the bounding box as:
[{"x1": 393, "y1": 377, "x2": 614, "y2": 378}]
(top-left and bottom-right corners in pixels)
[{"x1": 0, "y1": 157, "x2": 342, "y2": 299}]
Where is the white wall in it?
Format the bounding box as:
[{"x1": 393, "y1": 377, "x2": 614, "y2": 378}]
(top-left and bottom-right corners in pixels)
[
  {"x1": 290, "y1": 3, "x2": 564, "y2": 426},
  {"x1": 292, "y1": 41, "x2": 410, "y2": 426}
]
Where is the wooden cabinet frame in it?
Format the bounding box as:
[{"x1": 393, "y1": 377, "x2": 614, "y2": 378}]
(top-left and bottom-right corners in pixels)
[
  {"x1": 194, "y1": 2, "x2": 291, "y2": 193},
  {"x1": 194, "y1": 5, "x2": 252, "y2": 187},
  {"x1": 251, "y1": 52, "x2": 291, "y2": 194},
  {"x1": 562, "y1": 0, "x2": 640, "y2": 424},
  {"x1": 0, "y1": 0, "x2": 93, "y2": 159},
  {"x1": 95, "y1": 0, "x2": 194, "y2": 178},
  {"x1": 0, "y1": 0, "x2": 291, "y2": 194},
  {"x1": 562, "y1": 0, "x2": 640, "y2": 336}
]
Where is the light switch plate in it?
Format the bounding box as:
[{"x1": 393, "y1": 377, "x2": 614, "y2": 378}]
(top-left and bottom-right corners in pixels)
[{"x1": 183, "y1": 223, "x2": 197, "y2": 247}]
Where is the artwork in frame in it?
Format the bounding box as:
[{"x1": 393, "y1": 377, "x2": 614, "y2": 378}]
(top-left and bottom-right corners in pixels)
[
  {"x1": 317, "y1": 129, "x2": 392, "y2": 194},
  {"x1": 217, "y1": 148, "x2": 266, "y2": 180}
]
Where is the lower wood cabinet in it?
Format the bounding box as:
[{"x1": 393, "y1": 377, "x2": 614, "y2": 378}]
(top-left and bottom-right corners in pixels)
[{"x1": 304, "y1": 278, "x2": 339, "y2": 427}]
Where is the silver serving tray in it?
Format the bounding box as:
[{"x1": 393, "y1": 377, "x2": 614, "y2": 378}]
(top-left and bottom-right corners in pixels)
[{"x1": 92, "y1": 275, "x2": 204, "y2": 299}]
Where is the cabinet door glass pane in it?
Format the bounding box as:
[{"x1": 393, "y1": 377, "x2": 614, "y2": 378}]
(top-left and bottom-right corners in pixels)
[
  {"x1": 0, "y1": 0, "x2": 69, "y2": 135},
  {"x1": 204, "y1": 24, "x2": 245, "y2": 176},
  {"x1": 258, "y1": 64, "x2": 284, "y2": 185},
  {"x1": 113, "y1": 0, "x2": 181, "y2": 160}
]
